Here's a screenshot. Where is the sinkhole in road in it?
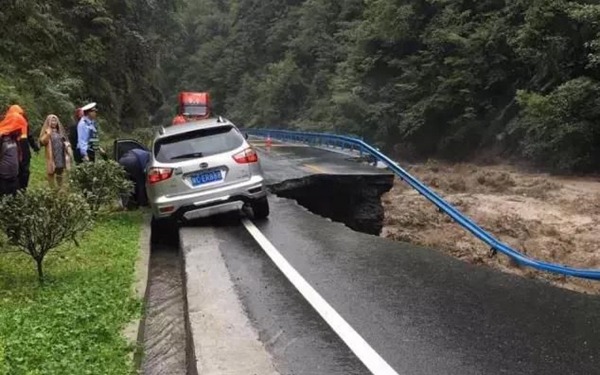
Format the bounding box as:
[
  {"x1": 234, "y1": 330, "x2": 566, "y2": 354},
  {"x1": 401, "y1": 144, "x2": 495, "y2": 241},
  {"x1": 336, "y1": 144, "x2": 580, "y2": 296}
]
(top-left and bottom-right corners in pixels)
[
  {"x1": 142, "y1": 220, "x2": 192, "y2": 375},
  {"x1": 269, "y1": 174, "x2": 395, "y2": 236}
]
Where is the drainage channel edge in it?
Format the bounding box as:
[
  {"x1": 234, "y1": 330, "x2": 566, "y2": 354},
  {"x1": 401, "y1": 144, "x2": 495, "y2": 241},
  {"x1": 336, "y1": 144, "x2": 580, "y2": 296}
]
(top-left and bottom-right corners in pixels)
[{"x1": 122, "y1": 213, "x2": 152, "y2": 371}]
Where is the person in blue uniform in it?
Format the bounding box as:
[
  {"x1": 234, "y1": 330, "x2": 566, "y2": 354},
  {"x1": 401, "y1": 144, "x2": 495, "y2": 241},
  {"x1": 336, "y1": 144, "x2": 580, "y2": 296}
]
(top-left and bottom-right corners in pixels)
[{"x1": 77, "y1": 102, "x2": 100, "y2": 162}]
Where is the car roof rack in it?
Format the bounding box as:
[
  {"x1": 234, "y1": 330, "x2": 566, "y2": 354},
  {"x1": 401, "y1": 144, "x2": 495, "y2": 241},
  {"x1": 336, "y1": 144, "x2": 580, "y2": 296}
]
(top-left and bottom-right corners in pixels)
[
  {"x1": 217, "y1": 116, "x2": 224, "y2": 123},
  {"x1": 159, "y1": 126, "x2": 165, "y2": 135}
]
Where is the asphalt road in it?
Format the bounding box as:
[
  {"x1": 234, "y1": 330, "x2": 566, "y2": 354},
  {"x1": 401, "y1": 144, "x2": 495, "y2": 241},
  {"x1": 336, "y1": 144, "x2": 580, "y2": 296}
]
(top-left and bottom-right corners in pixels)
[
  {"x1": 250, "y1": 138, "x2": 391, "y2": 184},
  {"x1": 181, "y1": 141, "x2": 600, "y2": 375}
]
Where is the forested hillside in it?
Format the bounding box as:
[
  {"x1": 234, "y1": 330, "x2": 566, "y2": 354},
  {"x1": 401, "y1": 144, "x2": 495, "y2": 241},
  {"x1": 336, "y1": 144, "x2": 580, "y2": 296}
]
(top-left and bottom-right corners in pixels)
[
  {"x1": 2, "y1": 0, "x2": 600, "y2": 172},
  {"x1": 0, "y1": 0, "x2": 182, "y2": 132},
  {"x1": 167, "y1": 0, "x2": 600, "y2": 172}
]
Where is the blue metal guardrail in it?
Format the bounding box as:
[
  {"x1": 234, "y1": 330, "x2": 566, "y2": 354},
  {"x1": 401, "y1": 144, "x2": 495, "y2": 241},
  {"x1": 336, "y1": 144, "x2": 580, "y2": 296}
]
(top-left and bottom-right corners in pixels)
[{"x1": 243, "y1": 128, "x2": 600, "y2": 280}]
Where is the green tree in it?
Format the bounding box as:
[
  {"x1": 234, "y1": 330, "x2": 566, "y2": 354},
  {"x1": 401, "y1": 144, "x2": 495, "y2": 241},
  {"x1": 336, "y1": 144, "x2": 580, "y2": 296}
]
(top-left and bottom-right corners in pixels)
[
  {"x1": 515, "y1": 77, "x2": 600, "y2": 172},
  {"x1": 0, "y1": 189, "x2": 93, "y2": 283}
]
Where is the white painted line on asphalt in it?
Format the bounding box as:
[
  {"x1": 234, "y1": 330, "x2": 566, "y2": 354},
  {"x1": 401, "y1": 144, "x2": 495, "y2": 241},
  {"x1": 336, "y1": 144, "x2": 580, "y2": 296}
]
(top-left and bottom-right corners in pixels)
[{"x1": 242, "y1": 218, "x2": 400, "y2": 375}]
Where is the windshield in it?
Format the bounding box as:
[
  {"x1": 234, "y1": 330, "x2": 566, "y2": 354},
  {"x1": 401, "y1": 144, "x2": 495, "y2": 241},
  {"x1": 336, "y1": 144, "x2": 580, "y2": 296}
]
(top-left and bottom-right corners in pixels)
[
  {"x1": 154, "y1": 125, "x2": 244, "y2": 163},
  {"x1": 182, "y1": 104, "x2": 207, "y2": 117}
]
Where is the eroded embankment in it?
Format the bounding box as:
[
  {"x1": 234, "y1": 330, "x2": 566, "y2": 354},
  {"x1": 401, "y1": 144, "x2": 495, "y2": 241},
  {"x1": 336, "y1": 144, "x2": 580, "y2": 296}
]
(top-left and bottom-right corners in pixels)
[{"x1": 269, "y1": 174, "x2": 395, "y2": 236}]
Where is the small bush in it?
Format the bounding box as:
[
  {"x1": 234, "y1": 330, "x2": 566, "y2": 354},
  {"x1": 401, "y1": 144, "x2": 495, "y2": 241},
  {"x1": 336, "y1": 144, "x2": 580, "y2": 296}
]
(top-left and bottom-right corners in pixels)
[
  {"x1": 0, "y1": 189, "x2": 93, "y2": 282},
  {"x1": 69, "y1": 160, "x2": 133, "y2": 213}
]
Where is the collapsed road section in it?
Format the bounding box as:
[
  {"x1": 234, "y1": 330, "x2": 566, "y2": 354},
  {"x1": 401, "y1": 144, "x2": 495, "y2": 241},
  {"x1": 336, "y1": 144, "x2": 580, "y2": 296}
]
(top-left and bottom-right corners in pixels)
[
  {"x1": 251, "y1": 138, "x2": 395, "y2": 236},
  {"x1": 269, "y1": 173, "x2": 394, "y2": 236}
]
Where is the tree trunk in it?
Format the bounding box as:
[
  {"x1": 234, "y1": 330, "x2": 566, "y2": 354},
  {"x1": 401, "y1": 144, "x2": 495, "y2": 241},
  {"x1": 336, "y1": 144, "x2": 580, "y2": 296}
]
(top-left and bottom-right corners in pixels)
[{"x1": 36, "y1": 259, "x2": 44, "y2": 284}]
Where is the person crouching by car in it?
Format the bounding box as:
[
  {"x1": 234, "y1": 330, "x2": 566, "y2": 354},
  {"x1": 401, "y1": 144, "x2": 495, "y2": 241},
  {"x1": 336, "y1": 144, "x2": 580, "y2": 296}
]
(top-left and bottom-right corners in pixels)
[
  {"x1": 39, "y1": 115, "x2": 73, "y2": 189},
  {"x1": 118, "y1": 148, "x2": 151, "y2": 208}
]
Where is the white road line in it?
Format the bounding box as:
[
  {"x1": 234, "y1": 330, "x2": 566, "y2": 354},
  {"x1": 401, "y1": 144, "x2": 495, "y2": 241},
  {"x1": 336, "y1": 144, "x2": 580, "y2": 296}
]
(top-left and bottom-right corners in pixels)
[{"x1": 242, "y1": 218, "x2": 400, "y2": 375}]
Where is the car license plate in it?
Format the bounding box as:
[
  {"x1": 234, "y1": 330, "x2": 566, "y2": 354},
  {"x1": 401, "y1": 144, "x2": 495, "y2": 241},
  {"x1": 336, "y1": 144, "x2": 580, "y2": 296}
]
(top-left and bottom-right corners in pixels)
[{"x1": 191, "y1": 170, "x2": 223, "y2": 186}]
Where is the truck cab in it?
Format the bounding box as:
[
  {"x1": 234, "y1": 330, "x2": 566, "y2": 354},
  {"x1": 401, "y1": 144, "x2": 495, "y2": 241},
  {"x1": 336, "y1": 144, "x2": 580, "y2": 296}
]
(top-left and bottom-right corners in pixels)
[{"x1": 174, "y1": 92, "x2": 211, "y2": 125}]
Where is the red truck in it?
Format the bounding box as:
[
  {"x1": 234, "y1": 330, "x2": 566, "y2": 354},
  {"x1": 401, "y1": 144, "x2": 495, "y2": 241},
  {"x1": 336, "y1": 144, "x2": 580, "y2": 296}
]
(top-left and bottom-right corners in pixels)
[{"x1": 172, "y1": 92, "x2": 211, "y2": 125}]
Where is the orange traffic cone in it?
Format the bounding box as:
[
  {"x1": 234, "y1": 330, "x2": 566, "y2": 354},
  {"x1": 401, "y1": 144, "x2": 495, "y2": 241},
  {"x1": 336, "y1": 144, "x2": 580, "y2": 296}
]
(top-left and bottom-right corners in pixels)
[{"x1": 266, "y1": 135, "x2": 273, "y2": 148}]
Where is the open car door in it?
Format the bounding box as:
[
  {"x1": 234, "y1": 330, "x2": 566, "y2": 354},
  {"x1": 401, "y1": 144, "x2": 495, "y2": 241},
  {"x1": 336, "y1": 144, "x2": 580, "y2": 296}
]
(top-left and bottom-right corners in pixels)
[{"x1": 113, "y1": 139, "x2": 149, "y2": 161}]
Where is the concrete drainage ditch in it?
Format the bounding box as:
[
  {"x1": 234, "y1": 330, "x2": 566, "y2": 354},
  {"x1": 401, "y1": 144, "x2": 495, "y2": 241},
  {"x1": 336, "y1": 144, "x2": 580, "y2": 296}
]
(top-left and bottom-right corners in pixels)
[{"x1": 141, "y1": 221, "x2": 190, "y2": 375}]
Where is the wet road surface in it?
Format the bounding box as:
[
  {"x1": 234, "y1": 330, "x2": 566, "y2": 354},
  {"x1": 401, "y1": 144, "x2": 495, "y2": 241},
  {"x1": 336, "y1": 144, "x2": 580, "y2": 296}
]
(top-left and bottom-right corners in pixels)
[
  {"x1": 250, "y1": 138, "x2": 392, "y2": 185},
  {"x1": 215, "y1": 223, "x2": 370, "y2": 375},
  {"x1": 246, "y1": 197, "x2": 600, "y2": 374},
  {"x1": 178, "y1": 141, "x2": 600, "y2": 374}
]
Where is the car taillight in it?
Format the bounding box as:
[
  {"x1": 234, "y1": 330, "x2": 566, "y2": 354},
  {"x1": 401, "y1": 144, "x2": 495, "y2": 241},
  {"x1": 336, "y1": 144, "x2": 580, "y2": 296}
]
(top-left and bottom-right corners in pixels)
[
  {"x1": 147, "y1": 167, "x2": 173, "y2": 184},
  {"x1": 233, "y1": 148, "x2": 258, "y2": 164}
]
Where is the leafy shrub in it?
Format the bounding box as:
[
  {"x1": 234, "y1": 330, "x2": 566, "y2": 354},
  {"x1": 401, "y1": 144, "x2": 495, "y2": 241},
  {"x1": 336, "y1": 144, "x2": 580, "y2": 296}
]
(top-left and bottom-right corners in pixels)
[
  {"x1": 0, "y1": 189, "x2": 93, "y2": 282},
  {"x1": 69, "y1": 161, "x2": 133, "y2": 213}
]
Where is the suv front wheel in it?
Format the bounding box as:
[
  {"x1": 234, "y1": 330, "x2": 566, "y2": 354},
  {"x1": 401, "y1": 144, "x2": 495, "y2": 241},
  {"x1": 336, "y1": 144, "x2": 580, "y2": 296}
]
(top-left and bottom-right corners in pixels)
[{"x1": 250, "y1": 197, "x2": 270, "y2": 219}]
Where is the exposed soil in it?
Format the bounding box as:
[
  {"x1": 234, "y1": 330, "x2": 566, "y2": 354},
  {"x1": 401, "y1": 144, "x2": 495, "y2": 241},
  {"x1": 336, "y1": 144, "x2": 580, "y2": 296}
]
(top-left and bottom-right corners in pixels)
[{"x1": 381, "y1": 161, "x2": 600, "y2": 294}]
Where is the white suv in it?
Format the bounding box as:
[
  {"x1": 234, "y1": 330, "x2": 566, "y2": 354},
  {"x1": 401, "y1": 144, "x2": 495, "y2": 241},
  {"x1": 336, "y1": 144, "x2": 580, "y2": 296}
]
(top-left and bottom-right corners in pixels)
[{"x1": 116, "y1": 118, "x2": 269, "y2": 221}]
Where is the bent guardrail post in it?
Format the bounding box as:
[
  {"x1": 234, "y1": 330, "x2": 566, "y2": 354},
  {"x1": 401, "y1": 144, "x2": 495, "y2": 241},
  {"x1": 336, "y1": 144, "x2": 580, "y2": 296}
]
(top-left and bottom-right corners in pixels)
[{"x1": 242, "y1": 128, "x2": 600, "y2": 280}]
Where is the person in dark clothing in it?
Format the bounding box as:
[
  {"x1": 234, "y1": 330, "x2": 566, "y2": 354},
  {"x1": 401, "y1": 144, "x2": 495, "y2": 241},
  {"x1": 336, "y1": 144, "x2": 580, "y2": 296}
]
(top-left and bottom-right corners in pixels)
[
  {"x1": 118, "y1": 148, "x2": 151, "y2": 208},
  {"x1": 0, "y1": 105, "x2": 38, "y2": 191},
  {"x1": 69, "y1": 108, "x2": 83, "y2": 164},
  {"x1": 18, "y1": 121, "x2": 40, "y2": 190},
  {"x1": 0, "y1": 131, "x2": 21, "y2": 197}
]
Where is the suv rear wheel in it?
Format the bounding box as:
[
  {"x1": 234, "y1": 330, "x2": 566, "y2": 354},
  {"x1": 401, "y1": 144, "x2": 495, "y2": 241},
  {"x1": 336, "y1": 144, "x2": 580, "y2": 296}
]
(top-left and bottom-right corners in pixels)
[{"x1": 251, "y1": 197, "x2": 270, "y2": 219}]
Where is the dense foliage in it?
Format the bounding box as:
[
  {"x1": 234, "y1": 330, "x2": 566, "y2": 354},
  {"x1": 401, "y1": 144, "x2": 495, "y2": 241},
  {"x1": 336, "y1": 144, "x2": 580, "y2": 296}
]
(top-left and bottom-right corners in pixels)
[
  {"x1": 165, "y1": 0, "x2": 600, "y2": 172},
  {"x1": 0, "y1": 0, "x2": 182, "y2": 134},
  {"x1": 4, "y1": 0, "x2": 600, "y2": 172}
]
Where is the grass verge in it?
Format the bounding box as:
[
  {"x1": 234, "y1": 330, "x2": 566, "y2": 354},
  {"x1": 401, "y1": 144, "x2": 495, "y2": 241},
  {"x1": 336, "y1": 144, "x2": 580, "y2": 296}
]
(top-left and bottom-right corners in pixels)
[{"x1": 0, "y1": 154, "x2": 144, "y2": 374}]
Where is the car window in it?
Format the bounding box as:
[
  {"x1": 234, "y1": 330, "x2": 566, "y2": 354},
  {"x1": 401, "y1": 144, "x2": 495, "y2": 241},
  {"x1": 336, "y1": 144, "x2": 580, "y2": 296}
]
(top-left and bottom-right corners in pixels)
[
  {"x1": 183, "y1": 104, "x2": 207, "y2": 116},
  {"x1": 154, "y1": 125, "x2": 244, "y2": 163}
]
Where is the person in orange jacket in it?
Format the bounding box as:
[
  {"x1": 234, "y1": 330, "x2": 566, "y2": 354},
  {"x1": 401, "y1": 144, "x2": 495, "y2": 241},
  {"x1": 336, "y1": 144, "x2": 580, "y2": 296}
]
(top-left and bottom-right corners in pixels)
[
  {"x1": 172, "y1": 115, "x2": 186, "y2": 125},
  {"x1": 0, "y1": 105, "x2": 39, "y2": 190},
  {"x1": 0, "y1": 110, "x2": 22, "y2": 136}
]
